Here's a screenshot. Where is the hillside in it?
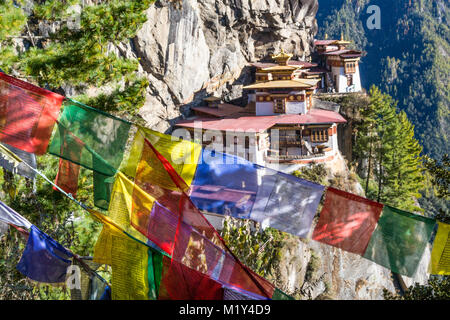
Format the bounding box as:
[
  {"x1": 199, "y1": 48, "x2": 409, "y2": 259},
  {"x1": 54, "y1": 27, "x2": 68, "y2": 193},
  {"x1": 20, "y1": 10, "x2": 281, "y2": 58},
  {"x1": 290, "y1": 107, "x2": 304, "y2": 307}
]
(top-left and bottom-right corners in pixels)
[{"x1": 317, "y1": 0, "x2": 449, "y2": 160}]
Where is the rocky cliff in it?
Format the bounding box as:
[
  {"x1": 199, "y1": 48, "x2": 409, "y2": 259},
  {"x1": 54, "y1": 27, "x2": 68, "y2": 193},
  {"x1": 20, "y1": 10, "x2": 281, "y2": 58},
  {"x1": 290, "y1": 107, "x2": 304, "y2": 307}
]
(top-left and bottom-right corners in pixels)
[
  {"x1": 125, "y1": 0, "x2": 319, "y2": 132},
  {"x1": 267, "y1": 153, "x2": 431, "y2": 300},
  {"x1": 127, "y1": 0, "x2": 430, "y2": 300}
]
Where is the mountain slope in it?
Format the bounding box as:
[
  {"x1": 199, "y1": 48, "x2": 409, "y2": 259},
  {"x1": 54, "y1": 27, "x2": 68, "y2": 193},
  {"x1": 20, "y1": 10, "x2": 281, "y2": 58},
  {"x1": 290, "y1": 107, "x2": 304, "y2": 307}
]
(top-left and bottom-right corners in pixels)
[{"x1": 317, "y1": 0, "x2": 449, "y2": 159}]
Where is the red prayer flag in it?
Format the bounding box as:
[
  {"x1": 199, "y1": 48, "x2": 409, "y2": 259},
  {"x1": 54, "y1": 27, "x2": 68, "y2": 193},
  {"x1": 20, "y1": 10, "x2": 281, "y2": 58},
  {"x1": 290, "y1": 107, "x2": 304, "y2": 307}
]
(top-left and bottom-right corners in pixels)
[
  {"x1": 312, "y1": 187, "x2": 383, "y2": 255},
  {"x1": 0, "y1": 73, "x2": 64, "y2": 154},
  {"x1": 130, "y1": 137, "x2": 275, "y2": 298},
  {"x1": 53, "y1": 158, "x2": 80, "y2": 196},
  {"x1": 158, "y1": 256, "x2": 224, "y2": 300}
]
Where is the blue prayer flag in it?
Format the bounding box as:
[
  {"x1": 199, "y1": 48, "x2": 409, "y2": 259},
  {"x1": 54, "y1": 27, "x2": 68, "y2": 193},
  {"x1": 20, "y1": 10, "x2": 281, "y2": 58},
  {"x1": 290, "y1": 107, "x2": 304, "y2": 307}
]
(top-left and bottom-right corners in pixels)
[{"x1": 17, "y1": 225, "x2": 73, "y2": 283}]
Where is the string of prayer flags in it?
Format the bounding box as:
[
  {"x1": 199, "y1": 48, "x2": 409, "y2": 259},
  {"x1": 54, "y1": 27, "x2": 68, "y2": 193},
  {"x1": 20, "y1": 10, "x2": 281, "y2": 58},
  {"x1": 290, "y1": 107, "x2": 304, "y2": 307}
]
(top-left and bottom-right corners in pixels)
[
  {"x1": 123, "y1": 128, "x2": 324, "y2": 238},
  {"x1": 0, "y1": 72, "x2": 64, "y2": 155},
  {"x1": 48, "y1": 99, "x2": 132, "y2": 209},
  {"x1": 363, "y1": 206, "x2": 436, "y2": 277},
  {"x1": 312, "y1": 187, "x2": 383, "y2": 256},
  {"x1": 121, "y1": 126, "x2": 201, "y2": 188},
  {"x1": 0, "y1": 200, "x2": 32, "y2": 229},
  {"x1": 429, "y1": 222, "x2": 450, "y2": 275},
  {"x1": 16, "y1": 225, "x2": 73, "y2": 284},
  {"x1": 192, "y1": 149, "x2": 325, "y2": 238},
  {"x1": 0, "y1": 142, "x2": 37, "y2": 180},
  {"x1": 134, "y1": 137, "x2": 276, "y2": 298},
  {"x1": 158, "y1": 256, "x2": 224, "y2": 300}
]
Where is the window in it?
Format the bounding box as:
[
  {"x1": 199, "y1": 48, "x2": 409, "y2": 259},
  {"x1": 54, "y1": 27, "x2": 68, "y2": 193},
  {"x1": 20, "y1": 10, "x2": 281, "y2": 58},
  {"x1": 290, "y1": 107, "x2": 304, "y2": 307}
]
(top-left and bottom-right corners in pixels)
[
  {"x1": 273, "y1": 98, "x2": 285, "y2": 113},
  {"x1": 345, "y1": 62, "x2": 356, "y2": 74},
  {"x1": 347, "y1": 74, "x2": 353, "y2": 86},
  {"x1": 310, "y1": 129, "x2": 329, "y2": 142}
]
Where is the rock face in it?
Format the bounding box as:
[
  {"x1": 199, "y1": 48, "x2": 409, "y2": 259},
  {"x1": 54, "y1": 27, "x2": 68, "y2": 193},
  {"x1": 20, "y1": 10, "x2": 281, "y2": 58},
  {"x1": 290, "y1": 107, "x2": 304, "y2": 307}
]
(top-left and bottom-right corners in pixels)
[
  {"x1": 266, "y1": 153, "x2": 431, "y2": 300},
  {"x1": 130, "y1": 0, "x2": 319, "y2": 131},
  {"x1": 129, "y1": 1, "x2": 432, "y2": 300}
]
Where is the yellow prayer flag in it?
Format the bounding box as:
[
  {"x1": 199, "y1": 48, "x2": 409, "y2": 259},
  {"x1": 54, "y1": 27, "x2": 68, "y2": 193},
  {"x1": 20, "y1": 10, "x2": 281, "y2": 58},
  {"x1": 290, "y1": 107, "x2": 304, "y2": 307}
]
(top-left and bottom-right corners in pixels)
[
  {"x1": 110, "y1": 231, "x2": 149, "y2": 300},
  {"x1": 120, "y1": 127, "x2": 201, "y2": 189},
  {"x1": 108, "y1": 171, "x2": 156, "y2": 243},
  {"x1": 430, "y1": 222, "x2": 450, "y2": 275},
  {"x1": 91, "y1": 215, "x2": 150, "y2": 300}
]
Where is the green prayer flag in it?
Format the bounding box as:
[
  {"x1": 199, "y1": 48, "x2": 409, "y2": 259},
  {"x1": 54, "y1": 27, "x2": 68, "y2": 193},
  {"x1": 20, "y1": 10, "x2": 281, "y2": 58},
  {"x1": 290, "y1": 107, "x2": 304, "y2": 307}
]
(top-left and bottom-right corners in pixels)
[
  {"x1": 363, "y1": 206, "x2": 436, "y2": 277},
  {"x1": 49, "y1": 99, "x2": 132, "y2": 208},
  {"x1": 272, "y1": 288, "x2": 295, "y2": 300}
]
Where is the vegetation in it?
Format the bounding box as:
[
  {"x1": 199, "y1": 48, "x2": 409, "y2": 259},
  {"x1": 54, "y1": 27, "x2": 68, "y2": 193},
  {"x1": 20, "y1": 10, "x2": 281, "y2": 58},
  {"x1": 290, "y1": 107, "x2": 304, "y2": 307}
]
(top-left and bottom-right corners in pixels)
[
  {"x1": 384, "y1": 153, "x2": 449, "y2": 300},
  {"x1": 317, "y1": 0, "x2": 449, "y2": 160},
  {"x1": 220, "y1": 217, "x2": 288, "y2": 279},
  {"x1": 0, "y1": 0, "x2": 153, "y2": 299},
  {"x1": 355, "y1": 86, "x2": 425, "y2": 212}
]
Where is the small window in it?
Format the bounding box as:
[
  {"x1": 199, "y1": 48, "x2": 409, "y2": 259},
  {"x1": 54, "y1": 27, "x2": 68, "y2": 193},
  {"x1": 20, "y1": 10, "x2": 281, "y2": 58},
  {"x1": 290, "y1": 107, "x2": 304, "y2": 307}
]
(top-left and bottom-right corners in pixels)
[
  {"x1": 347, "y1": 74, "x2": 353, "y2": 86},
  {"x1": 273, "y1": 99, "x2": 285, "y2": 113},
  {"x1": 311, "y1": 129, "x2": 329, "y2": 143}
]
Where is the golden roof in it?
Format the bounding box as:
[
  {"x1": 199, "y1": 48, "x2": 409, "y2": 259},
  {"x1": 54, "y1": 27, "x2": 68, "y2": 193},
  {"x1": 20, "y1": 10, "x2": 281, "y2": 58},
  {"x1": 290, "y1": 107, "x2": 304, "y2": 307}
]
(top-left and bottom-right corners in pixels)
[
  {"x1": 334, "y1": 33, "x2": 351, "y2": 45},
  {"x1": 259, "y1": 65, "x2": 299, "y2": 72},
  {"x1": 243, "y1": 79, "x2": 319, "y2": 90},
  {"x1": 271, "y1": 49, "x2": 293, "y2": 65}
]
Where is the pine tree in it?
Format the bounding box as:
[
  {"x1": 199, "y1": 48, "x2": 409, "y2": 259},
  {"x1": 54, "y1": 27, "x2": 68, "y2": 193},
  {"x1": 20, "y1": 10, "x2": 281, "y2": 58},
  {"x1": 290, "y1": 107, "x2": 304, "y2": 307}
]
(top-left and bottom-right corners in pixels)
[
  {"x1": 356, "y1": 86, "x2": 425, "y2": 212},
  {"x1": 0, "y1": 0, "x2": 153, "y2": 299}
]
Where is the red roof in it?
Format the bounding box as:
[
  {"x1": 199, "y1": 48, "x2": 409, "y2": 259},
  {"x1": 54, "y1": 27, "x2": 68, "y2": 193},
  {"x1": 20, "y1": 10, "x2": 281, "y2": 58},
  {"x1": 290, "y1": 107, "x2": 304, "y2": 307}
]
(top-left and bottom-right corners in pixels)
[
  {"x1": 322, "y1": 49, "x2": 362, "y2": 57},
  {"x1": 314, "y1": 40, "x2": 338, "y2": 46},
  {"x1": 190, "y1": 185, "x2": 255, "y2": 203},
  {"x1": 192, "y1": 104, "x2": 245, "y2": 118},
  {"x1": 175, "y1": 109, "x2": 346, "y2": 132},
  {"x1": 249, "y1": 60, "x2": 318, "y2": 69}
]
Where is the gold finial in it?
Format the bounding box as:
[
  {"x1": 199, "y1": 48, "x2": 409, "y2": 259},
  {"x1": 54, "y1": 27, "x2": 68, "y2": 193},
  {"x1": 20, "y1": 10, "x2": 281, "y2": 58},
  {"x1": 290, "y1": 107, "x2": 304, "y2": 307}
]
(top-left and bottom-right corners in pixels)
[
  {"x1": 341, "y1": 32, "x2": 344, "y2": 41},
  {"x1": 271, "y1": 49, "x2": 293, "y2": 66},
  {"x1": 325, "y1": 33, "x2": 328, "y2": 40}
]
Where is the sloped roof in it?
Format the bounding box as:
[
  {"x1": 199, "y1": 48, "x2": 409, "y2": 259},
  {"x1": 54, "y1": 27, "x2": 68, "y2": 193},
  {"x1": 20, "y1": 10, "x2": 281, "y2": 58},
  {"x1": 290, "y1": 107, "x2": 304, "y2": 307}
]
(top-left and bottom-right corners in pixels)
[
  {"x1": 175, "y1": 109, "x2": 346, "y2": 133},
  {"x1": 243, "y1": 79, "x2": 319, "y2": 90},
  {"x1": 192, "y1": 104, "x2": 245, "y2": 118}
]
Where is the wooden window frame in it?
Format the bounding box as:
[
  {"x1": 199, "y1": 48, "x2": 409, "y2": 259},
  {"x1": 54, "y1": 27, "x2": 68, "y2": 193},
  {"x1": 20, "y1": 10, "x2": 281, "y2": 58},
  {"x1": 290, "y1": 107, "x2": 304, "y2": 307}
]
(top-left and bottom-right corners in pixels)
[
  {"x1": 310, "y1": 129, "x2": 329, "y2": 143},
  {"x1": 273, "y1": 98, "x2": 286, "y2": 113}
]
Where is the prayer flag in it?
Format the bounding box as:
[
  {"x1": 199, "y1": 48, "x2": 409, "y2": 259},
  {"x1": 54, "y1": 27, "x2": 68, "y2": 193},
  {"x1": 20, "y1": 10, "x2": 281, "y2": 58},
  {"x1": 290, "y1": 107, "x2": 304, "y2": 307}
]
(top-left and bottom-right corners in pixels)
[
  {"x1": 193, "y1": 149, "x2": 325, "y2": 237},
  {"x1": 0, "y1": 199, "x2": 32, "y2": 229},
  {"x1": 0, "y1": 73, "x2": 64, "y2": 154},
  {"x1": 123, "y1": 129, "x2": 324, "y2": 238},
  {"x1": 158, "y1": 256, "x2": 224, "y2": 300},
  {"x1": 312, "y1": 187, "x2": 383, "y2": 256},
  {"x1": 430, "y1": 222, "x2": 450, "y2": 275},
  {"x1": 0, "y1": 142, "x2": 37, "y2": 180},
  {"x1": 17, "y1": 225, "x2": 73, "y2": 284},
  {"x1": 121, "y1": 126, "x2": 201, "y2": 188},
  {"x1": 91, "y1": 210, "x2": 164, "y2": 300},
  {"x1": 363, "y1": 206, "x2": 436, "y2": 277},
  {"x1": 110, "y1": 230, "x2": 150, "y2": 300},
  {"x1": 54, "y1": 159, "x2": 80, "y2": 196},
  {"x1": 131, "y1": 137, "x2": 275, "y2": 298},
  {"x1": 48, "y1": 99, "x2": 132, "y2": 208}
]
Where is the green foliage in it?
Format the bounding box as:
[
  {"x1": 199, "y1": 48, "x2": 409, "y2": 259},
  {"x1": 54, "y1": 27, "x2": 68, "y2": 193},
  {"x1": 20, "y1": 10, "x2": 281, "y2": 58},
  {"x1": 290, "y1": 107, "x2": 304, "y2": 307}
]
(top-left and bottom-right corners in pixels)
[
  {"x1": 0, "y1": 0, "x2": 27, "y2": 40},
  {"x1": 384, "y1": 276, "x2": 450, "y2": 300},
  {"x1": 0, "y1": 0, "x2": 153, "y2": 300},
  {"x1": 292, "y1": 163, "x2": 328, "y2": 185},
  {"x1": 220, "y1": 216, "x2": 287, "y2": 278},
  {"x1": 317, "y1": 0, "x2": 449, "y2": 160},
  {"x1": 354, "y1": 86, "x2": 425, "y2": 212}
]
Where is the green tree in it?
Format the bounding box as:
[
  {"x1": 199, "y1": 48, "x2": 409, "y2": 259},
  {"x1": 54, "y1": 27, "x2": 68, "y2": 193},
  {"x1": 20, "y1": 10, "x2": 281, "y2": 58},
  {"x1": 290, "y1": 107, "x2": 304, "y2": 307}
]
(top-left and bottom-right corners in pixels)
[
  {"x1": 0, "y1": 0, "x2": 153, "y2": 299},
  {"x1": 355, "y1": 86, "x2": 425, "y2": 212}
]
